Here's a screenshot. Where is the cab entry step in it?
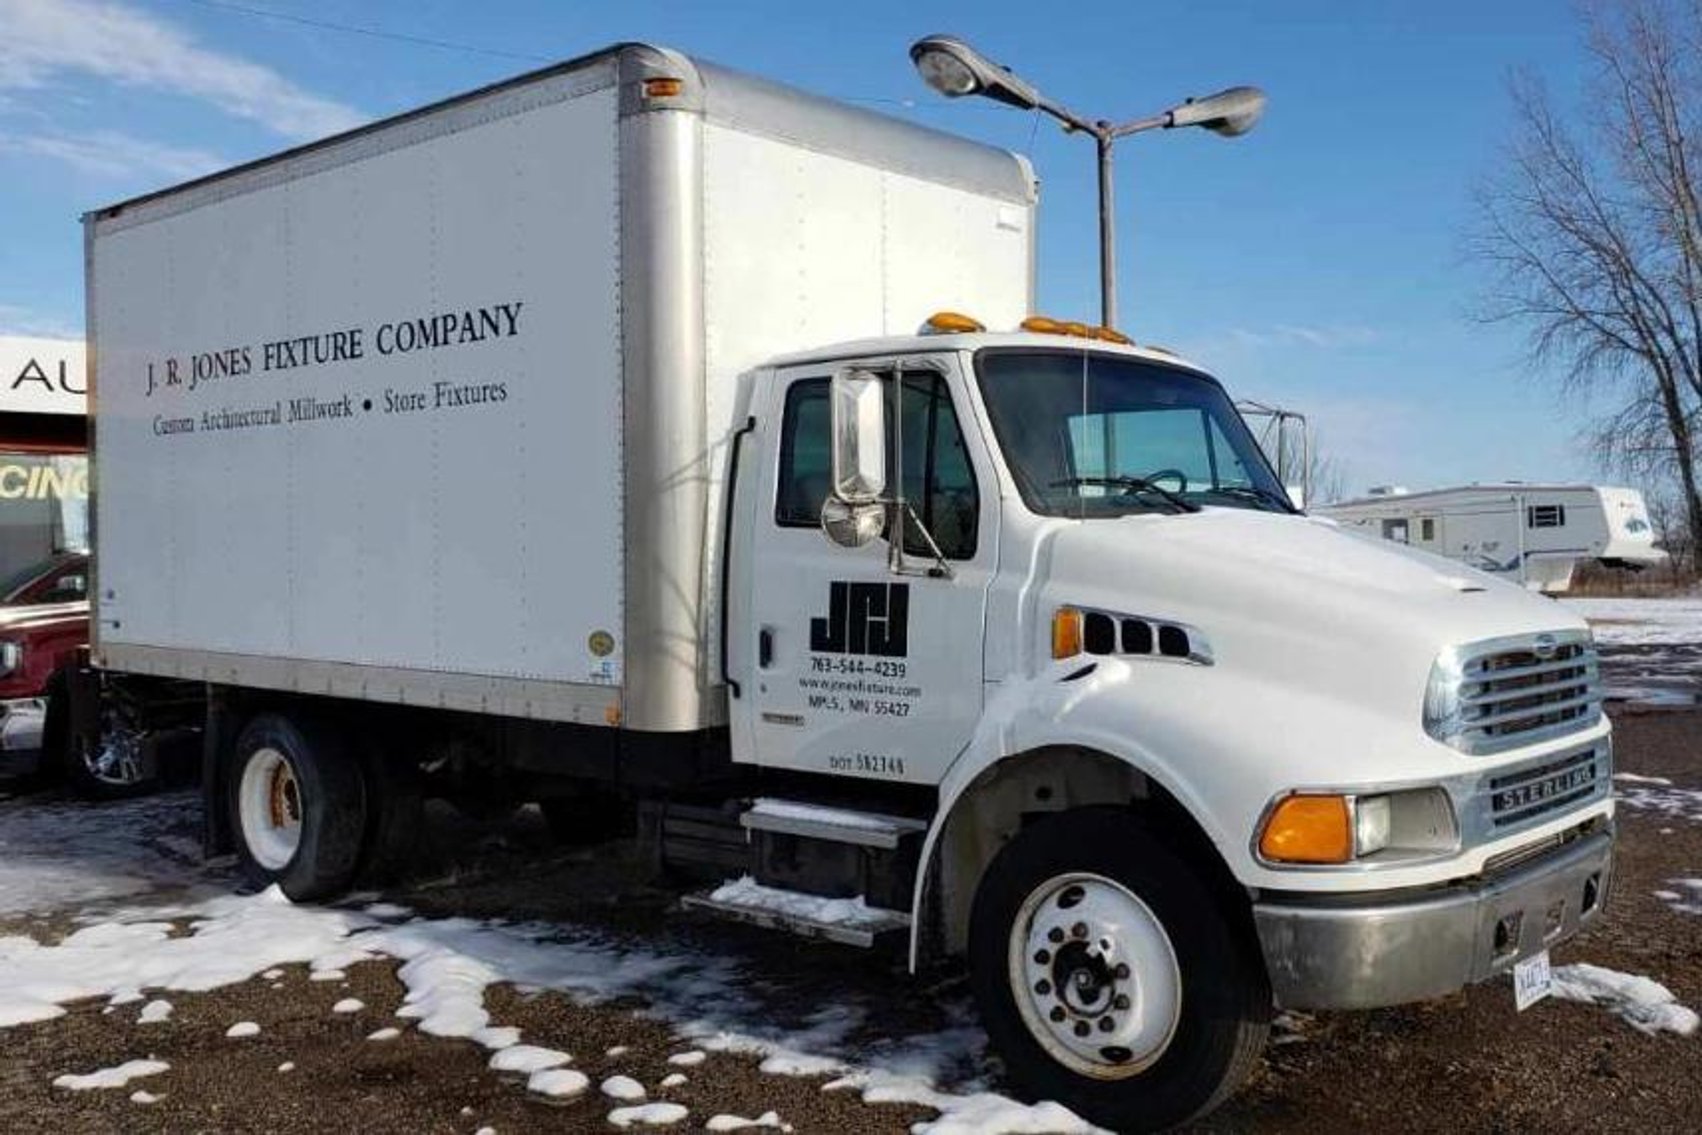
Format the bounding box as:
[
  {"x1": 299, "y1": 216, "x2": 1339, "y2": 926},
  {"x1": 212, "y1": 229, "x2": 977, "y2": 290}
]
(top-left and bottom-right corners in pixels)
[
  {"x1": 681, "y1": 875, "x2": 911, "y2": 949},
  {"x1": 740, "y1": 797, "x2": 930, "y2": 849}
]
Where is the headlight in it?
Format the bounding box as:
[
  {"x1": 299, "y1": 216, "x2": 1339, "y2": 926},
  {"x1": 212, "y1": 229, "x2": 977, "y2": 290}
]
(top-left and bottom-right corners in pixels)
[
  {"x1": 1257, "y1": 787, "x2": 1459, "y2": 866},
  {"x1": 1422, "y1": 649, "x2": 1468, "y2": 748},
  {"x1": 0, "y1": 640, "x2": 21, "y2": 677}
]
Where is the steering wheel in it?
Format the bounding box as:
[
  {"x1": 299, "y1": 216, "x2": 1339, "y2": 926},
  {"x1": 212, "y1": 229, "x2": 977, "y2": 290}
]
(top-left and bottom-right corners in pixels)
[{"x1": 1135, "y1": 468, "x2": 1189, "y2": 494}]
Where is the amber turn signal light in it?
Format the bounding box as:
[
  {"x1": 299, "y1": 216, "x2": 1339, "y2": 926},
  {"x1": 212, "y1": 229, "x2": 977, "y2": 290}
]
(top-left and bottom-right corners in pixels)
[
  {"x1": 1051, "y1": 607, "x2": 1084, "y2": 660},
  {"x1": 1258, "y1": 794, "x2": 1353, "y2": 864}
]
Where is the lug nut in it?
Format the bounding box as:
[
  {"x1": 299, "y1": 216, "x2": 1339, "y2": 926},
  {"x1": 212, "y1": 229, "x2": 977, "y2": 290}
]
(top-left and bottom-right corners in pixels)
[
  {"x1": 1050, "y1": 1007, "x2": 1067, "y2": 1023},
  {"x1": 1071, "y1": 922, "x2": 1088, "y2": 939},
  {"x1": 1099, "y1": 1017, "x2": 1116, "y2": 1032},
  {"x1": 1114, "y1": 994, "x2": 1131, "y2": 1011},
  {"x1": 1074, "y1": 1021, "x2": 1091, "y2": 1038},
  {"x1": 1114, "y1": 963, "x2": 1130, "y2": 980},
  {"x1": 1034, "y1": 949, "x2": 1050, "y2": 965},
  {"x1": 1048, "y1": 927, "x2": 1065, "y2": 944},
  {"x1": 1035, "y1": 980, "x2": 1051, "y2": 996}
]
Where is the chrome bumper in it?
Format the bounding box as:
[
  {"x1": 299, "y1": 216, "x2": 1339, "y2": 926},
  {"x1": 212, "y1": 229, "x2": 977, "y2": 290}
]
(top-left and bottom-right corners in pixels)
[
  {"x1": 1253, "y1": 825, "x2": 1614, "y2": 1010},
  {"x1": 0, "y1": 697, "x2": 45, "y2": 752}
]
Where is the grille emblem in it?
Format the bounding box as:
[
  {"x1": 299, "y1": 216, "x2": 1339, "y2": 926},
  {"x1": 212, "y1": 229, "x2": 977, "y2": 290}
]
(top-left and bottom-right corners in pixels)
[{"x1": 1532, "y1": 634, "x2": 1558, "y2": 661}]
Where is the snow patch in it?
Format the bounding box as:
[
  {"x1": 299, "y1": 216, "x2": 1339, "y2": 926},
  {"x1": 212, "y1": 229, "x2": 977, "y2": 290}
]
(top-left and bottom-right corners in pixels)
[
  {"x1": 707, "y1": 875, "x2": 894, "y2": 930},
  {"x1": 488, "y1": 1045, "x2": 571, "y2": 1074},
  {"x1": 609, "y1": 1102, "x2": 690, "y2": 1128},
  {"x1": 276, "y1": 1062, "x2": 295, "y2": 1073},
  {"x1": 0, "y1": 791, "x2": 212, "y2": 917},
  {"x1": 1614, "y1": 773, "x2": 1675, "y2": 786},
  {"x1": 1551, "y1": 962, "x2": 1700, "y2": 1036},
  {"x1": 666, "y1": 1050, "x2": 706, "y2": 1067},
  {"x1": 1617, "y1": 783, "x2": 1702, "y2": 826},
  {"x1": 53, "y1": 1059, "x2": 170, "y2": 1090},
  {"x1": 1567, "y1": 597, "x2": 1702, "y2": 646},
  {"x1": 602, "y1": 1074, "x2": 647, "y2": 1101},
  {"x1": 1656, "y1": 878, "x2": 1702, "y2": 916},
  {"x1": 367, "y1": 1027, "x2": 401, "y2": 1041},
  {"x1": 707, "y1": 1112, "x2": 789, "y2": 1131},
  {"x1": 137, "y1": 999, "x2": 172, "y2": 1024},
  {"x1": 310, "y1": 969, "x2": 347, "y2": 982},
  {"x1": 332, "y1": 998, "x2": 365, "y2": 1014},
  {"x1": 527, "y1": 1068, "x2": 589, "y2": 1098},
  {"x1": 261, "y1": 968, "x2": 284, "y2": 980},
  {"x1": 659, "y1": 1073, "x2": 687, "y2": 1088},
  {"x1": 130, "y1": 1090, "x2": 161, "y2": 1104},
  {"x1": 605, "y1": 1044, "x2": 630, "y2": 1057}
]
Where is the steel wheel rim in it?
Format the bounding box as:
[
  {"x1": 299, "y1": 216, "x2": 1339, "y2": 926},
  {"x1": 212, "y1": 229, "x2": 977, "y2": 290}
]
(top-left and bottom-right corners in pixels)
[
  {"x1": 81, "y1": 724, "x2": 150, "y2": 787},
  {"x1": 238, "y1": 747, "x2": 303, "y2": 870},
  {"x1": 1007, "y1": 871, "x2": 1182, "y2": 1079}
]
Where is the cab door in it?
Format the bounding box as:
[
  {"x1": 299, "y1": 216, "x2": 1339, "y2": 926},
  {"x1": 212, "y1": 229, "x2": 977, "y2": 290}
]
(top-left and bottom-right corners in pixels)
[{"x1": 730, "y1": 359, "x2": 996, "y2": 788}]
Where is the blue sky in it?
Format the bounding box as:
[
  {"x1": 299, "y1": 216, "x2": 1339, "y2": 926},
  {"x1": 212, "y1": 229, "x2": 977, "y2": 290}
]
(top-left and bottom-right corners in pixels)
[{"x1": 0, "y1": 0, "x2": 1612, "y2": 494}]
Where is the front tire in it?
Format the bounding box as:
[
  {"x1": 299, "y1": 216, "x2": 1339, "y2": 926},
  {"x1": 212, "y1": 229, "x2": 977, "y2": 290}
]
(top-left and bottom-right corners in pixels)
[
  {"x1": 228, "y1": 713, "x2": 366, "y2": 901},
  {"x1": 969, "y1": 809, "x2": 1270, "y2": 1132}
]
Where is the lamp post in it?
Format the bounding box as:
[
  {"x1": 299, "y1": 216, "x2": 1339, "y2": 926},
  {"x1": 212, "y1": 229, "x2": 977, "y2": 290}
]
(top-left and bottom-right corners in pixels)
[{"x1": 909, "y1": 34, "x2": 1265, "y2": 329}]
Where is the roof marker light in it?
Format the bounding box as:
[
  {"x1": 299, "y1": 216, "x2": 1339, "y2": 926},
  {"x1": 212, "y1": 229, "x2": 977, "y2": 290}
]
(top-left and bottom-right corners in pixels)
[{"x1": 922, "y1": 311, "x2": 985, "y2": 334}]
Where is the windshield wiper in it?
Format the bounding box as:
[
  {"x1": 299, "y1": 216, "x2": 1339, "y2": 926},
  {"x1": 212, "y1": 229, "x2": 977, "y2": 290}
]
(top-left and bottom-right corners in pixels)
[
  {"x1": 1204, "y1": 484, "x2": 1299, "y2": 514},
  {"x1": 1049, "y1": 476, "x2": 1201, "y2": 514}
]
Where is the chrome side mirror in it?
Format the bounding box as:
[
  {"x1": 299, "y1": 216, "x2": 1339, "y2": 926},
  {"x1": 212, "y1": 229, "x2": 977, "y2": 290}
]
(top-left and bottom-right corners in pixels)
[
  {"x1": 830, "y1": 369, "x2": 886, "y2": 504},
  {"x1": 820, "y1": 497, "x2": 885, "y2": 548}
]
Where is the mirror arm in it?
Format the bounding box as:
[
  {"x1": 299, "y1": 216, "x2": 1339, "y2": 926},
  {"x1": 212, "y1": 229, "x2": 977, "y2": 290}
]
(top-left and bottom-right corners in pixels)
[{"x1": 885, "y1": 497, "x2": 955, "y2": 581}]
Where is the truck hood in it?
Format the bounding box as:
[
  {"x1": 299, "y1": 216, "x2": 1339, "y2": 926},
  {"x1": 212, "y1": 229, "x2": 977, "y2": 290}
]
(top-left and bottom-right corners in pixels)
[{"x1": 1039, "y1": 507, "x2": 1588, "y2": 720}]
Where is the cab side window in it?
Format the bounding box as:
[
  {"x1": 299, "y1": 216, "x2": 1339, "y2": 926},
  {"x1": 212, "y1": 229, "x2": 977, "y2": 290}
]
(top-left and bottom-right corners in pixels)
[
  {"x1": 773, "y1": 373, "x2": 980, "y2": 560},
  {"x1": 775, "y1": 379, "x2": 832, "y2": 527}
]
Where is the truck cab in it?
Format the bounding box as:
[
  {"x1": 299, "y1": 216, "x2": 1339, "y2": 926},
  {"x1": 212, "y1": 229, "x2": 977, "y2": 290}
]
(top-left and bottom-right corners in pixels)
[{"x1": 722, "y1": 318, "x2": 1611, "y2": 1126}]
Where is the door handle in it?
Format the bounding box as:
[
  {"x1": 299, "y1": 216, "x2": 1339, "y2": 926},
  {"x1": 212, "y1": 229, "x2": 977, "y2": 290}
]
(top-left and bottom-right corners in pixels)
[{"x1": 758, "y1": 626, "x2": 775, "y2": 669}]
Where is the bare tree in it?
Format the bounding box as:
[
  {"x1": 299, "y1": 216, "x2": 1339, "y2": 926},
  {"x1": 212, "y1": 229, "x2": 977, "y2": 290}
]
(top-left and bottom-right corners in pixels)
[{"x1": 1470, "y1": 0, "x2": 1702, "y2": 564}]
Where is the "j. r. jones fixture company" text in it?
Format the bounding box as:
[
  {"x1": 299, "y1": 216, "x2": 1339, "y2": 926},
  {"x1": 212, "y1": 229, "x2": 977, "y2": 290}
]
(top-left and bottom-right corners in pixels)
[{"x1": 144, "y1": 301, "x2": 524, "y2": 397}]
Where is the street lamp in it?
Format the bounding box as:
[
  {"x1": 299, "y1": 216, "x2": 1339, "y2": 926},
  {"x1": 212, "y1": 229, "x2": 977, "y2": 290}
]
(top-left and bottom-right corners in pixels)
[{"x1": 909, "y1": 34, "x2": 1265, "y2": 329}]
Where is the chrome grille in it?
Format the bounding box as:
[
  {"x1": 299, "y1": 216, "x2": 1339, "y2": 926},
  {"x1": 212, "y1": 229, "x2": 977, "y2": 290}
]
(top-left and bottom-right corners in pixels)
[{"x1": 1431, "y1": 633, "x2": 1601, "y2": 755}]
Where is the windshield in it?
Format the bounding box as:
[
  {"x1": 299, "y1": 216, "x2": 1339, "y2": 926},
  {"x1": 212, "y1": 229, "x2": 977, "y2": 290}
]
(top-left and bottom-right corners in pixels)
[{"x1": 975, "y1": 349, "x2": 1293, "y2": 517}]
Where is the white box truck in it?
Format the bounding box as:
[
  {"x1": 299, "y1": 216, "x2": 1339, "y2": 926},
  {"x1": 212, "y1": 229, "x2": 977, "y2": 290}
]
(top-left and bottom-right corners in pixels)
[{"x1": 79, "y1": 44, "x2": 1615, "y2": 1131}]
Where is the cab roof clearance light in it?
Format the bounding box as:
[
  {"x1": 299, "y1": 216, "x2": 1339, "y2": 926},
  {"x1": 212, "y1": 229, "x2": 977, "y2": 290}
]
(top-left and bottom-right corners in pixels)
[
  {"x1": 1020, "y1": 316, "x2": 1133, "y2": 346},
  {"x1": 921, "y1": 311, "x2": 986, "y2": 334}
]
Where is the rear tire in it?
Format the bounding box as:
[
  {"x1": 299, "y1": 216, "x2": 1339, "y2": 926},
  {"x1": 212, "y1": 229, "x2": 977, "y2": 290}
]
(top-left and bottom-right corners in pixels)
[
  {"x1": 968, "y1": 808, "x2": 1270, "y2": 1133},
  {"x1": 228, "y1": 712, "x2": 365, "y2": 901}
]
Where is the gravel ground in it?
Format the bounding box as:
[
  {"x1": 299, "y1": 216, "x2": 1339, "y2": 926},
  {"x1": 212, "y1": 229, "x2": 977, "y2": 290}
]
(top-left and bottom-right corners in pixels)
[{"x1": 2, "y1": 707, "x2": 1699, "y2": 1133}]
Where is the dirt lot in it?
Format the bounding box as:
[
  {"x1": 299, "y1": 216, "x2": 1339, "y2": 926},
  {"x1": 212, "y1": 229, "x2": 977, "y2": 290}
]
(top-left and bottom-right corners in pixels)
[{"x1": 2, "y1": 708, "x2": 1699, "y2": 1134}]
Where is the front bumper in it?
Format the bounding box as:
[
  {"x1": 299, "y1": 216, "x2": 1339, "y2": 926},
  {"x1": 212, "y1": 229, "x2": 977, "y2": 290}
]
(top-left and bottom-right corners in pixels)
[
  {"x1": 1253, "y1": 823, "x2": 1614, "y2": 1010},
  {"x1": 0, "y1": 696, "x2": 45, "y2": 751}
]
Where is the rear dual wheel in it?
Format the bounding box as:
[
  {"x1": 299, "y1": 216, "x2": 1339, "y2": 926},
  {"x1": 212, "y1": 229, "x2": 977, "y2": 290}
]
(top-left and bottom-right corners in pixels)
[{"x1": 229, "y1": 713, "x2": 366, "y2": 900}]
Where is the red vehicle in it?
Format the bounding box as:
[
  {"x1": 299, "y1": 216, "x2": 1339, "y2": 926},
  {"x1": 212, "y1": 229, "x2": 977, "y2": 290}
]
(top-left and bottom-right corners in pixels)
[{"x1": 0, "y1": 551, "x2": 94, "y2": 784}]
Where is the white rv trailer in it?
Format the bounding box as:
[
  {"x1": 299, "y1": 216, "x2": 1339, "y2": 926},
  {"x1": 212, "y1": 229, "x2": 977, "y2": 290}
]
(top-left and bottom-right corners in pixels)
[{"x1": 1320, "y1": 483, "x2": 1666, "y2": 592}]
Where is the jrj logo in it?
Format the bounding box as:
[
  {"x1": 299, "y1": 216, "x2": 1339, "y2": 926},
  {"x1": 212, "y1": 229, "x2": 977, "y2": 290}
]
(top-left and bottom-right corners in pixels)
[{"x1": 810, "y1": 582, "x2": 909, "y2": 657}]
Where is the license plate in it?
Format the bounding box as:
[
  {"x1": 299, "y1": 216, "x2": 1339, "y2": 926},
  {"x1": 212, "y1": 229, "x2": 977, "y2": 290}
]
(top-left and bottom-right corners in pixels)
[{"x1": 1514, "y1": 949, "x2": 1552, "y2": 1011}]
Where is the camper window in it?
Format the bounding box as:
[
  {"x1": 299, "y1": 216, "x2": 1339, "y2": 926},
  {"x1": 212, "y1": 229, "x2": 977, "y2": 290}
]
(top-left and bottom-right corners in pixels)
[
  {"x1": 1420, "y1": 518, "x2": 1435, "y2": 542},
  {"x1": 1526, "y1": 504, "x2": 1566, "y2": 529}
]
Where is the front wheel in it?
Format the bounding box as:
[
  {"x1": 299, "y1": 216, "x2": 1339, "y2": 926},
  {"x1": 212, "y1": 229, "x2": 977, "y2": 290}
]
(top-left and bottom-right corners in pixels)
[
  {"x1": 968, "y1": 809, "x2": 1270, "y2": 1133},
  {"x1": 229, "y1": 713, "x2": 366, "y2": 901}
]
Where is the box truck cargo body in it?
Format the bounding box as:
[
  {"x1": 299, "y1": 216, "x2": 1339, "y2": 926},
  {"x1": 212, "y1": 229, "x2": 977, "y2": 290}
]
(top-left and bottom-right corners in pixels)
[
  {"x1": 88, "y1": 45, "x2": 1032, "y2": 736},
  {"x1": 81, "y1": 44, "x2": 1617, "y2": 1132}
]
